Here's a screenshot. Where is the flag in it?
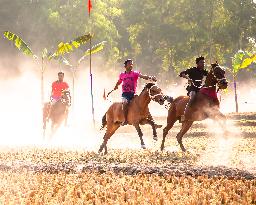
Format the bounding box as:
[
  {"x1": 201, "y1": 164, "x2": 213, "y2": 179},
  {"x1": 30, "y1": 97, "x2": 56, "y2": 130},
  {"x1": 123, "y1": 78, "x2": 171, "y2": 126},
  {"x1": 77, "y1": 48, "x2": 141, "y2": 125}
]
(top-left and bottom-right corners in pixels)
[{"x1": 88, "y1": 0, "x2": 92, "y2": 16}]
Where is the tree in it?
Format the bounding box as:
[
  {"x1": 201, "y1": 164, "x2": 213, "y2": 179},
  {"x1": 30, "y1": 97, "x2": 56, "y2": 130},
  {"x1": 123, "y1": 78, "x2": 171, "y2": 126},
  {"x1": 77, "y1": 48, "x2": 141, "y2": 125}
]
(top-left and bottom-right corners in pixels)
[{"x1": 228, "y1": 50, "x2": 256, "y2": 112}]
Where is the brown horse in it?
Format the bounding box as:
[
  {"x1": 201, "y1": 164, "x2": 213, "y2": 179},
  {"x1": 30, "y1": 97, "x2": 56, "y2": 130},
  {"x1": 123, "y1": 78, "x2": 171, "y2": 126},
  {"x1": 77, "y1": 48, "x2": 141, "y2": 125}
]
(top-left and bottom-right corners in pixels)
[
  {"x1": 43, "y1": 90, "x2": 71, "y2": 136},
  {"x1": 99, "y1": 83, "x2": 165, "y2": 154},
  {"x1": 161, "y1": 64, "x2": 228, "y2": 152}
]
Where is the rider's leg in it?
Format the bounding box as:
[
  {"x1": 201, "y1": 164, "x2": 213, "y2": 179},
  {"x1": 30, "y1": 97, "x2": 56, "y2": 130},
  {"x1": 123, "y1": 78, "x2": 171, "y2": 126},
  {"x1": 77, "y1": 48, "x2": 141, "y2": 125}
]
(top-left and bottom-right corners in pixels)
[
  {"x1": 122, "y1": 99, "x2": 129, "y2": 125},
  {"x1": 181, "y1": 91, "x2": 196, "y2": 122}
]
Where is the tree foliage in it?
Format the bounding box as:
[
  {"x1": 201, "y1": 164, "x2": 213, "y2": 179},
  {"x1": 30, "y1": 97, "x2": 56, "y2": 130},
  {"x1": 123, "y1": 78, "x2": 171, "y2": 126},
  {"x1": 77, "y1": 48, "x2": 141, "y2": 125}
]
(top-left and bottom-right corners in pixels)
[
  {"x1": 1, "y1": 0, "x2": 256, "y2": 75},
  {"x1": 3, "y1": 31, "x2": 37, "y2": 59}
]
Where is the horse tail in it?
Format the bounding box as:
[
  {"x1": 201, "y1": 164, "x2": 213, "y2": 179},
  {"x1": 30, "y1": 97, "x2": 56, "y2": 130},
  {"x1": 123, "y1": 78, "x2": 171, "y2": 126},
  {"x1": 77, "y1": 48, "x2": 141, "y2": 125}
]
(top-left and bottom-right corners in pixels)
[{"x1": 100, "y1": 113, "x2": 107, "y2": 130}]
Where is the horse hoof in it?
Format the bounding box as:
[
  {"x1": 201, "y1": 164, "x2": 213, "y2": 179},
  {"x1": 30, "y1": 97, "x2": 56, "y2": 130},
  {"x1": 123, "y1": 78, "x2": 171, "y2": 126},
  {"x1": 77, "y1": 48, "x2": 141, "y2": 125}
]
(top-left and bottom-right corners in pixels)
[
  {"x1": 141, "y1": 144, "x2": 146, "y2": 149},
  {"x1": 98, "y1": 147, "x2": 103, "y2": 153},
  {"x1": 153, "y1": 136, "x2": 158, "y2": 141}
]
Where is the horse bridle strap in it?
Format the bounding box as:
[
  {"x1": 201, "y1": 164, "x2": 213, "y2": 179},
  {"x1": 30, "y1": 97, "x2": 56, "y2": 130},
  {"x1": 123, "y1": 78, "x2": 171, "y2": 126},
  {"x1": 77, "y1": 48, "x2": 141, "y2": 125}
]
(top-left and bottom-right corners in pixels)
[
  {"x1": 148, "y1": 85, "x2": 163, "y2": 100},
  {"x1": 211, "y1": 67, "x2": 226, "y2": 83}
]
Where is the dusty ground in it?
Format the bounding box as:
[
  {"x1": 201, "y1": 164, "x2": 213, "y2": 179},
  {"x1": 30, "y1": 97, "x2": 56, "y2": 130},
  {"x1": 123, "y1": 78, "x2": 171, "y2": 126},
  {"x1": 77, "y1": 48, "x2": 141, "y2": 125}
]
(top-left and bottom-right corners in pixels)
[{"x1": 0, "y1": 112, "x2": 255, "y2": 204}]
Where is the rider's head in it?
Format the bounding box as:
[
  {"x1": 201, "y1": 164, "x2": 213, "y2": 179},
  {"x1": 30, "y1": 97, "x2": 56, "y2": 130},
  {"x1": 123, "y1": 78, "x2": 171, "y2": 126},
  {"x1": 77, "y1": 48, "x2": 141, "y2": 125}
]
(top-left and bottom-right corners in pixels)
[
  {"x1": 58, "y1": 72, "x2": 64, "y2": 82},
  {"x1": 124, "y1": 59, "x2": 133, "y2": 72},
  {"x1": 196, "y1": 56, "x2": 205, "y2": 69}
]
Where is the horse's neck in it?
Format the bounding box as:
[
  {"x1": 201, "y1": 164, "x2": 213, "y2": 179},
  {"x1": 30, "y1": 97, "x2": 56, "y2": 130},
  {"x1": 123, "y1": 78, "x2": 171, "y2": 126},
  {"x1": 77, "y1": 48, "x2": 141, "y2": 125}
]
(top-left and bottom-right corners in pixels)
[
  {"x1": 137, "y1": 89, "x2": 151, "y2": 109},
  {"x1": 204, "y1": 72, "x2": 217, "y2": 89}
]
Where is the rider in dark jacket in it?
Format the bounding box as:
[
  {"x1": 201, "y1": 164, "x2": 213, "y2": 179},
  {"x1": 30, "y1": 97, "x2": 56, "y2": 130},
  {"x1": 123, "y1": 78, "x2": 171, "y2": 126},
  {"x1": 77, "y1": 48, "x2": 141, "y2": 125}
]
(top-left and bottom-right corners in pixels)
[{"x1": 179, "y1": 56, "x2": 208, "y2": 121}]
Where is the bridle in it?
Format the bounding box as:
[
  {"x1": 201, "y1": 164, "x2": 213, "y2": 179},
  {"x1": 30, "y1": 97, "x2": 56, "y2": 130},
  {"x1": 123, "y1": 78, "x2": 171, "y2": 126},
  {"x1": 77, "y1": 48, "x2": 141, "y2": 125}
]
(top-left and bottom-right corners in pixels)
[
  {"x1": 210, "y1": 66, "x2": 227, "y2": 85},
  {"x1": 147, "y1": 85, "x2": 164, "y2": 101},
  {"x1": 61, "y1": 91, "x2": 71, "y2": 106}
]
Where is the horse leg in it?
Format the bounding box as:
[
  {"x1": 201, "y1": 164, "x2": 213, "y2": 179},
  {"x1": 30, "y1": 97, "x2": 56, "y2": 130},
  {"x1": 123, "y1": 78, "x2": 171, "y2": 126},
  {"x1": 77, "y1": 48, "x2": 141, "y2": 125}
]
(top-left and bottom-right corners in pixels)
[
  {"x1": 209, "y1": 108, "x2": 228, "y2": 136},
  {"x1": 99, "y1": 123, "x2": 120, "y2": 154},
  {"x1": 64, "y1": 109, "x2": 69, "y2": 127},
  {"x1": 134, "y1": 124, "x2": 146, "y2": 149},
  {"x1": 147, "y1": 112, "x2": 162, "y2": 129},
  {"x1": 176, "y1": 121, "x2": 193, "y2": 152},
  {"x1": 161, "y1": 104, "x2": 177, "y2": 151},
  {"x1": 161, "y1": 118, "x2": 177, "y2": 151},
  {"x1": 139, "y1": 119, "x2": 158, "y2": 141},
  {"x1": 50, "y1": 122, "x2": 58, "y2": 138}
]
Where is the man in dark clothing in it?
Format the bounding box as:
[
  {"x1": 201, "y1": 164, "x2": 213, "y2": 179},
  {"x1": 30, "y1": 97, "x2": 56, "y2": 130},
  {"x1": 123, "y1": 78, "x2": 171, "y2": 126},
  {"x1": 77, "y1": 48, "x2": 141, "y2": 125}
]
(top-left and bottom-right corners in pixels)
[{"x1": 179, "y1": 56, "x2": 208, "y2": 121}]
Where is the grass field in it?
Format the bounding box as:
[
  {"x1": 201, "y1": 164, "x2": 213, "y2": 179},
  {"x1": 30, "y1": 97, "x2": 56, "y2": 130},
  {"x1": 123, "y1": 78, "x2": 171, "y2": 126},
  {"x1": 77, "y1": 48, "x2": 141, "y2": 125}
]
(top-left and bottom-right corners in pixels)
[{"x1": 0, "y1": 112, "x2": 255, "y2": 204}]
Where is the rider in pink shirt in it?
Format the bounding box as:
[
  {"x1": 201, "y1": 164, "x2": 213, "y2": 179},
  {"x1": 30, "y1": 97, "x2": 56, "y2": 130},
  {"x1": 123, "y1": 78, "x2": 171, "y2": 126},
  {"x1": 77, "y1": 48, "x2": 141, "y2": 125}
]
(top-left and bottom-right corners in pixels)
[{"x1": 111, "y1": 59, "x2": 157, "y2": 125}]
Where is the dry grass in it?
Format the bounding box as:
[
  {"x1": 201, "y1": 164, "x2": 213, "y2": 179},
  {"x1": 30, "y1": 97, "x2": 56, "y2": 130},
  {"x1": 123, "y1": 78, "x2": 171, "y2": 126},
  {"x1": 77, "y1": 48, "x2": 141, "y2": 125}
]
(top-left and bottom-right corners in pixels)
[
  {"x1": 0, "y1": 112, "x2": 255, "y2": 204},
  {"x1": 0, "y1": 171, "x2": 255, "y2": 205}
]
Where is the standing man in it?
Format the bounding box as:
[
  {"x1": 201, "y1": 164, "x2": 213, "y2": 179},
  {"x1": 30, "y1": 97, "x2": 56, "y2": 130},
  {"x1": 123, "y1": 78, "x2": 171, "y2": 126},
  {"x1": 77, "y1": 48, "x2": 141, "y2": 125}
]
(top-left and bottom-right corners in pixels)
[
  {"x1": 179, "y1": 56, "x2": 208, "y2": 121},
  {"x1": 110, "y1": 59, "x2": 157, "y2": 125}
]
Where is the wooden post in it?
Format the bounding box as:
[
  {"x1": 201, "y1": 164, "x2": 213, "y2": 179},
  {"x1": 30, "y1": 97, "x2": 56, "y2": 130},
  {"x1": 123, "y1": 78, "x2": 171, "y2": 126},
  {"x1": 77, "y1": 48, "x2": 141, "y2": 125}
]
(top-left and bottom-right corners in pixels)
[
  {"x1": 41, "y1": 57, "x2": 45, "y2": 106},
  {"x1": 233, "y1": 74, "x2": 239, "y2": 113},
  {"x1": 72, "y1": 67, "x2": 75, "y2": 110}
]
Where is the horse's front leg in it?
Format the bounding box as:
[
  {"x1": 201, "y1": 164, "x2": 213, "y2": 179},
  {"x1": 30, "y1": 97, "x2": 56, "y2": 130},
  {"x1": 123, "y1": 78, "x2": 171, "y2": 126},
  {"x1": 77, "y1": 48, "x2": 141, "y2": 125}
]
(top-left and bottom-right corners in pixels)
[
  {"x1": 64, "y1": 108, "x2": 69, "y2": 127},
  {"x1": 134, "y1": 124, "x2": 146, "y2": 149},
  {"x1": 140, "y1": 119, "x2": 158, "y2": 141},
  {"x1": 147, "y1": 112, "x2": 162, "y2": 129},
  {"x1": 209, "y1": 108, "x2": 229, "y2": 136}
]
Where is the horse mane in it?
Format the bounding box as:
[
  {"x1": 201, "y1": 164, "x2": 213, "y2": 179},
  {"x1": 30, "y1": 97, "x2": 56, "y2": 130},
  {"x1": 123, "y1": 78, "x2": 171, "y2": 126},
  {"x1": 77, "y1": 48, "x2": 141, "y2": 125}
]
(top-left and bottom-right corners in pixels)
[{"x1": 142, "y1": 83, "x2": 155, "y2": 92}]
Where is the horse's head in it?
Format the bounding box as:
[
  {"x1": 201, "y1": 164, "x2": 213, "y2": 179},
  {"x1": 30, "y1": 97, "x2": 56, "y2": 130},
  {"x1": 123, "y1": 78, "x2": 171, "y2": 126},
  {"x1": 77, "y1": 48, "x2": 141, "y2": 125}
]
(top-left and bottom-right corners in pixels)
[
  {"x1": 210, "y1": 62, "x2": 228, "y2": 89},
  {"x1": 61, "y1": 90, "x2": 71, "y2": 106},
  {"x1": 144, "y1": 83, "x2": 165, "y2": 105}
]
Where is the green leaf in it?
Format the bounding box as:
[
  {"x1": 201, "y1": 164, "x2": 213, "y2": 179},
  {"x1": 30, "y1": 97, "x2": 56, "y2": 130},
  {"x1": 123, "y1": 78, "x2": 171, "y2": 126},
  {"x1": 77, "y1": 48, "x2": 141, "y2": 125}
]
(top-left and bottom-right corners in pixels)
[
  {"x1": 240, "y1": 54, "x2": 256, "y2": 69},
  {"x1": 3, "y1": 31, "x2": 37, "y2": 59},
  {"x1": 53, "y1": 33, "x2": 92, "y2": 57},
  {"x1": 78, "y1": 41, "x2": 107, "y2": 64},
  {"x1": 232, "y1": 50, "x2": 256, "y2": 73},
  {"x1": 232, "y1": 50, "x2": 245, "y2": 73}
]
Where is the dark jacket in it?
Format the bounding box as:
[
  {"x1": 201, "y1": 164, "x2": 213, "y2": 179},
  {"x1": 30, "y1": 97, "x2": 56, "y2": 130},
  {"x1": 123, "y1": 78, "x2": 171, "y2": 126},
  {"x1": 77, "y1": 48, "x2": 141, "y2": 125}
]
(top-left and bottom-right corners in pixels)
[{"x1": 179, "y1": 67, "x2": 208, "y2": 94}]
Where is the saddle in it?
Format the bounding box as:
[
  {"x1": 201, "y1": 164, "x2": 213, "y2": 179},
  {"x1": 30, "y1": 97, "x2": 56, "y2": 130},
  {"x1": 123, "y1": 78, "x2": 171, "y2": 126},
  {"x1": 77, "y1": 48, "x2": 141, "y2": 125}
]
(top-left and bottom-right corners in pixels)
[{"x1": 199, "y1": 87, "x2": 219, "y2": 107}]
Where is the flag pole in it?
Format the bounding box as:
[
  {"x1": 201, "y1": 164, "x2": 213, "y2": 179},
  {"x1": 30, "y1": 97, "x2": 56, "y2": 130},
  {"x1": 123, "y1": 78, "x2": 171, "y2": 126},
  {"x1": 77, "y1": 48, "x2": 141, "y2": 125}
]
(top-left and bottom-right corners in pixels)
[
  {"x1": 88, "y1": 0, "x2": 95, "y2": 127},
  {"x1": 41, "y1": 57, "x2": 45, "y2": 107}
]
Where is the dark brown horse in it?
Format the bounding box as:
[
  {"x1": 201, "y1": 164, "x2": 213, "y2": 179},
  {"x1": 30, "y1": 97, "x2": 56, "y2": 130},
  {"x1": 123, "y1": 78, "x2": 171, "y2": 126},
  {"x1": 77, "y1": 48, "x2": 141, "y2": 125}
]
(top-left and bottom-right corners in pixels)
[
  {"x1": 43, "y1": 90, "x2": 71, "y2": 136},
  {"x1": 99, "y1": 83, "x2": 165, "y2": 154},
  {"x1": 161, "y1": 64, "x2": 228, "y2": 152}
]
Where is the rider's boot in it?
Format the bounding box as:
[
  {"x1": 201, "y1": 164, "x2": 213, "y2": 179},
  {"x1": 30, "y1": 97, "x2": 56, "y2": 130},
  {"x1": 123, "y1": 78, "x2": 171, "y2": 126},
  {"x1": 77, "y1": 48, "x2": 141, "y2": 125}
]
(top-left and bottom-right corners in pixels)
[{"x1": 181, "y1": 91, "x2": 196, "y2": 122}]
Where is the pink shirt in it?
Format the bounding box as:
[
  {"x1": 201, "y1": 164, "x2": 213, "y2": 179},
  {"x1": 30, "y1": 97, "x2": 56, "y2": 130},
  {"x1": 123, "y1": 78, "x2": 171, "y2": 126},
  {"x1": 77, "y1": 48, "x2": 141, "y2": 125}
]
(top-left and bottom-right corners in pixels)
[{"x1": 119, "y1": 70, "x2": 141, "y2": 93}]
